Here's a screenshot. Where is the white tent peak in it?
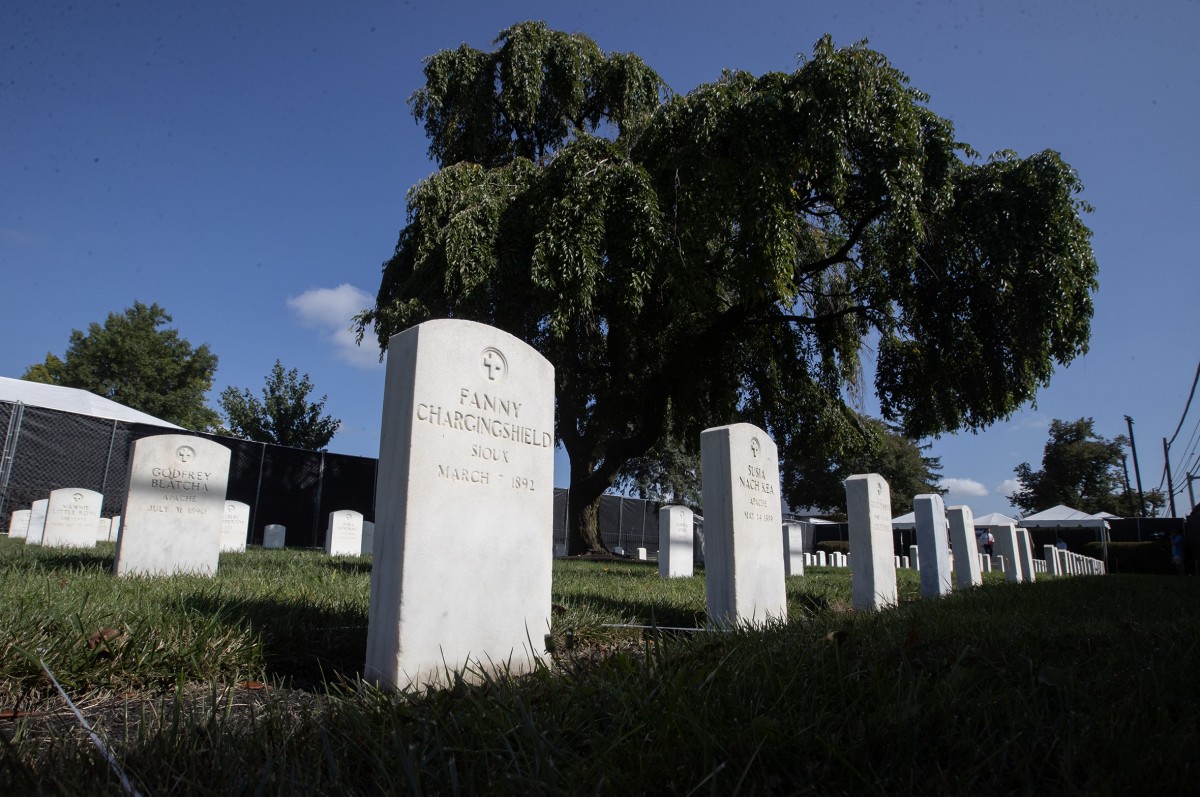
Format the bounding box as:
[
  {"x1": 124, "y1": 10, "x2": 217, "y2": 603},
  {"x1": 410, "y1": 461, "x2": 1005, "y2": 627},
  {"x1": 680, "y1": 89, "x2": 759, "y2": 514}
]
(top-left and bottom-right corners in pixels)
[
  {"x1": 1019, "y1": 504, "x2": 1110, "y2": 529},
  {"x1": 972, "y1": 511, "x2": 1019, "y2": 527}
]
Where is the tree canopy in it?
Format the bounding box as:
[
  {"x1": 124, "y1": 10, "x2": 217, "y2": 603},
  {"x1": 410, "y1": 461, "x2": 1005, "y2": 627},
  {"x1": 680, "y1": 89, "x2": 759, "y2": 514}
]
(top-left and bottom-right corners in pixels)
[
  {"x1": 1010, "y1": 417, "x2": 1163, "y2": 517},
  {"x1": 218, "y1": 360, "x2": 341, "y2": 450},
  {"x1": 23, "y1": 301, "x2": 219, "y2": 430},
  {"x1": 359, "y1": 23, "x2": 1099, "y2": 551},
  {"x1": 619, "y1": 414, "x2": 942, "y2": 518}
]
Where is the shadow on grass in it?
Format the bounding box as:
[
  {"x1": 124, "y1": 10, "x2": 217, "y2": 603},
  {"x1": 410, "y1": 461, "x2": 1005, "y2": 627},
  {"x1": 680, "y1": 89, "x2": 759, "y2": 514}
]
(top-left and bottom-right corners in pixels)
[
  {"x1": 184, "y1": 593, "x2": 368, "y2": 688},
  {"x1": 323, "y1": 559, "x2": 373, "y2": 576},
  {"x1": 568, "y1": 593, "x2": 708, "y2": 629},
  {"x1": 28, "y1": 550, "x2": 115, "y2": 571}
]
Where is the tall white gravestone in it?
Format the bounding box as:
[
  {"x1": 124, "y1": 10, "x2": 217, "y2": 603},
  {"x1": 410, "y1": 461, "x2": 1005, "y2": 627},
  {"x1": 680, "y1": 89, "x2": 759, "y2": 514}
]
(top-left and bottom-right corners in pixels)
[
  {"x1": 946, "y1": 506, "x2": 982, "y2": 588},
  {"x1": 1015, "y1": 527, "x2": 1036, "y2": 583},
  {"x1": 41, "y1": 488, "x2": 104, "y2": 548},
  {"x1": 26, "y1": 499, "x2": 50, "y2": 545},
  {"x1": 783, "y1": 522, "x2": 805, "y2": 577},
  {"x1": 8, "y1": 509, "x2": 31, "y2": 539},
  {"x1": 113, "y1": 435, "x2": 230, "y2": 577},
  {"x1": 988, "y1": 524, "x2": 1024, "y2": 583},
  {"x1": 845, "y1": 474, "x2": 899, "y2": 611},
  {"x1": 96, "y1": 517, "x2": 112, "y2": 543},
  {"x1": 221, "y1": 501, "x2": 250, "y2": 552},
  {"x1": 913, "y1": 494, "x2": 953, "y2": 598},
  {"x1": 658, "y1": 505, "x2": 694, "y2": 578},
  {"x1": 365, "y1": 319, "x2": 555, "y2": 691},
  {"x1": 360, "y1": 520, "x2": 375, "y2": 556},
  {"x1": 326, "y1": 509, "x2": 364, "y2": 557},
  {"x1": 701, "y1": 423, "x2": 786, "y2": 628}
]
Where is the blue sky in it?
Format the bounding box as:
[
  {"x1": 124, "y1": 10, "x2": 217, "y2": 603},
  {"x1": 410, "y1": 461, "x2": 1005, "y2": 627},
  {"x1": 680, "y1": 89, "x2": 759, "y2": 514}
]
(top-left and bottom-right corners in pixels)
[{"x1": 3, "y1": 1, "x2": 1197, "y2": 517}]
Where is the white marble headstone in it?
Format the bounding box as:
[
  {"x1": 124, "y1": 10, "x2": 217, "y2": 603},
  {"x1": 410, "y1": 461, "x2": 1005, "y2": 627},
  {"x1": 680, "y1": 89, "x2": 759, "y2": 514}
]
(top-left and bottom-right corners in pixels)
[
  {"x1": 8, "y1": 509, "x2": 31, "y2": 539},
  {"x1": 946, "y1": 506, "x2": 981, "y2": 587},
  {"x1": 113, "y1": 435, "x2": 230, "y2": 577},
  {"x1": 221, "y1": 501, "x2": 250, "y2": 552},
  {"x1": 988, "y1": 524, "x2": 1023, "y2": 582},
  {"x1": 913, "y1": 494, "x2": 952, "y2": 598},
  {"x1": 365, "y1": 319, "x2": 555, "y2": 691},
  {"x1": 26, "y1": 499, "x2": 49, "y2": 545},
  {"x1": 1015, "y1": 527, "x2": 1036, "y2": 583},
  {"x1": 96, "y1": 517, "x2": 112, "y2": 543},
  {"x1": 701, "y1": 422, "x2": 786, "y2": 628},
  {"x1": 42, "y1": 488, "x2": 104, "y2": 548},
  {"x1": 658, "y1": 505, "x2": 694, "y2": 578},
  {"x1": 110, "y1": 515, "x2": 122, "y2": 543},
  {"x1": 262, "y1": 524, "x2": 286, "y2": 549},
  {"x1": 360, "y1": 520, "x2": 375, "y2": 556},
  {"x1": 845, "y1": 473, "x2": 898, "y2": 611},
  {"x1": 326, "y1": 509, "x2": 364, "y2": 556},
  {"x1": 783, "y1": 522, "x2": 805, "y2": 576}
]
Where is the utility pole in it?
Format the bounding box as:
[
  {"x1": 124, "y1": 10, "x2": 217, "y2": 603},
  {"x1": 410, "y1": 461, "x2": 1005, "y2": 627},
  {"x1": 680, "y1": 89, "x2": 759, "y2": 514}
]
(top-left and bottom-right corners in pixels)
[
  {"x1": 1125, "y1": 415, "x2": 1146, "y2": 517},
  {"x1": 1187, "y1": 472, "x2": 1197, "y2": 512},
  {"x1": 1163, "y1": 437, "x2": 1177, "y2": 518},
  {"x1": 1121, "y1": 455, "x2": 1135, "y2": 516}
]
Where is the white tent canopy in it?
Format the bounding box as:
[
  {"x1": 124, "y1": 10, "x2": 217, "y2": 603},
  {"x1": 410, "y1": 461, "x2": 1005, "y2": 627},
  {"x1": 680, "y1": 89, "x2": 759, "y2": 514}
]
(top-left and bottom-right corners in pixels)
[
  {"x1": 891, "y1": 511, "x2": 916, "y2": 529},
  {"x1": 1018, "y1": 504, "x2": 1109, "y2": 529},
  {"x1": 973, "y1": 512, "x2": 1019, "y2": 528},
  {"x1": 0, "y1": 376, "x2": 183, "y2": 429}
]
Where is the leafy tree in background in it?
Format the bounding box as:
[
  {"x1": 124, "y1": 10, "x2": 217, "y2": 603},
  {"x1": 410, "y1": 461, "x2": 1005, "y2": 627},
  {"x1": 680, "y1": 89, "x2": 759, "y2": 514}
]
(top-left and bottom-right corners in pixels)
[
  {"x1": 1009, "y1": 418, "x2": 1134, "y2": 515},
  {"x1": 618, "y1": 414, "x2": 942, "y2": 518},
  {"x1": 358, "y1": 22, "x2": 1098, "y2": 553},
  {"x1": 22, "y1": 301, "x2": 219, "y2": 430},
  {"x1": 218, "y1": 360, "x2": 341, "y2": 450},
  {"x1": 615, "y1": 409, "x2": 703, "y2": 510},
  {"x1": 784, "y1": 417, "x2": 943, "y2": 516}
]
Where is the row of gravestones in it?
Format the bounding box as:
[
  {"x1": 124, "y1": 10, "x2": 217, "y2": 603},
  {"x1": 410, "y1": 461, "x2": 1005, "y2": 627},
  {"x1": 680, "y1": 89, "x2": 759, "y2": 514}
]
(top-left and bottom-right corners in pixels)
[
  {"x1": 1, "y1": 320, "x2": 1107, "y2": 694},
  {"x1": 6, "y1": 476, "x2": 375, "y2": 563}
]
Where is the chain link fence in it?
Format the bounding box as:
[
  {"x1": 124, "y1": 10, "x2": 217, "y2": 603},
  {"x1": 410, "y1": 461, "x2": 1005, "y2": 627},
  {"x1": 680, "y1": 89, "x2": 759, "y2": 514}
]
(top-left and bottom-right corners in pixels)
[
  {"x1": 1, "y1": 399, "x2": 669, "y2": 553},
  {"x1": 0, "y1": 401, "x2": 376, "y2": 548}
]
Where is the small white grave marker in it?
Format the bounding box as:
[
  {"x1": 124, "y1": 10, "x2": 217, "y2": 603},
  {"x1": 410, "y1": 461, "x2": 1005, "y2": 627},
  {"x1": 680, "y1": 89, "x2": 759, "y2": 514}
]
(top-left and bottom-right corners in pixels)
[
  {"x1": 8, "y1": 509, "x2": 31, "y2": 539},
  {"x1": 326, "y1": 509, "x2": 364, "y2": 556},
  {"x1": 659, "y1": 505, "x2": 694, "y2": 578},
  {"x1": 26, "y1": 499, "x2": 49, "y2": 545},
  {"x1": 42, "y1": 488, "x2": 104, "y2": 548},
  {"x1": 263, "y1": 524, "x2": 286, "y2": 549},
  {"x1": 221, "y1": 501, "x2": 250, "y2": 552},
  {"x1": 783, "y1": 522, "x2": 805, "y2": 576}
]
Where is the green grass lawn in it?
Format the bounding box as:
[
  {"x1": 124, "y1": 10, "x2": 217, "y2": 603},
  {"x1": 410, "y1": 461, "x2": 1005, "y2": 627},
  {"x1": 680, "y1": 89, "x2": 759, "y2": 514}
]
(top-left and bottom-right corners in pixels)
[{"x1": 1, "y1": 538, "x2": 1196, "y2": 795}]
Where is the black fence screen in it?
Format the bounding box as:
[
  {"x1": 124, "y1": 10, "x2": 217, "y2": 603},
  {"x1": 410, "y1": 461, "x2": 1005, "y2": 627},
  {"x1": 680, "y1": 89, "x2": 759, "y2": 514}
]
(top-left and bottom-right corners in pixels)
[{"x1": 0, "y1": 401, "x2": 376, "y2": 549}]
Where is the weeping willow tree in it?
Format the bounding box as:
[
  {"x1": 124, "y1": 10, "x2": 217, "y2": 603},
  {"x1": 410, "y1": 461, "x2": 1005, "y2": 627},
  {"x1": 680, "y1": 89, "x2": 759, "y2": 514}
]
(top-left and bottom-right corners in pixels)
[{"x1": 358, "y1": 22, "x2": 1098, "y2": 553}]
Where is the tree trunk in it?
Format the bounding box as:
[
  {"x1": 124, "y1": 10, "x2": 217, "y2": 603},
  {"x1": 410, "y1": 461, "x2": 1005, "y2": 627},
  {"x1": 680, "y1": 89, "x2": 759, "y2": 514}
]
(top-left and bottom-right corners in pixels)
[{"x1": 565, "y1": 489, "x2": 606, "y2": 555}]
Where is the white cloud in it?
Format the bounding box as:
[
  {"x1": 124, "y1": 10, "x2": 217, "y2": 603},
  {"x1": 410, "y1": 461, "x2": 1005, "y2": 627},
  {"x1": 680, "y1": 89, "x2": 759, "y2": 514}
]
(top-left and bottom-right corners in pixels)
[
  {"x1": 940, "y1": 477, "x2": 989, "y2": 498},
  {"x1": 1007, "y1": 412, "x2": 1050, "y2": 432},
  {"x1": 996, "y1": 478, "x2": 1022, "y2": 497},
  {"x1": 287, "y1": 284, "x2": 382, "y2": 369}
]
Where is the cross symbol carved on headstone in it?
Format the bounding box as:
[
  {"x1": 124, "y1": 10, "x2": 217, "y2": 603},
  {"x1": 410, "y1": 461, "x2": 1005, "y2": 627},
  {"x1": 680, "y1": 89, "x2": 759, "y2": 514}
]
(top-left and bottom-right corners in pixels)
[{"x1": 483, "y1": 350, "x2": 505, "y2": 380}]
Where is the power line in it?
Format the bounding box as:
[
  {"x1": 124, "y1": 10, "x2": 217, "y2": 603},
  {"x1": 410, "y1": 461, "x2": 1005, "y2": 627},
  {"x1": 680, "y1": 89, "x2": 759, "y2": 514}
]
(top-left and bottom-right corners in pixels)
[{"x1": 1167, "y1": 358, "x2": 1200, "y2": 446}]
